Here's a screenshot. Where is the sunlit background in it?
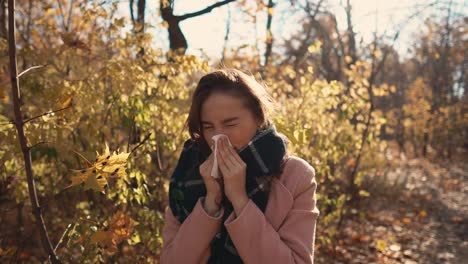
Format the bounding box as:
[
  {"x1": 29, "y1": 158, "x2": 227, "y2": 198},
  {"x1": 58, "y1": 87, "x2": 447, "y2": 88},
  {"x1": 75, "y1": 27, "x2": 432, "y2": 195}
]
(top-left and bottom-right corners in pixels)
[{"x1": 0, "y1": 0, "x2": 466, "y2": 263}]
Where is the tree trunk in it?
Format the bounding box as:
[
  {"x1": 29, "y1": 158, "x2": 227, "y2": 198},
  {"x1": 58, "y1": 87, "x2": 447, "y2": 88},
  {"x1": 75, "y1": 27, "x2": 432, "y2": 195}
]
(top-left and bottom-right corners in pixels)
[
  {"x1": 130, "y1": 0, "x2": 146, "y2": 33},
  {"x1": 160, "y1": 0, "x2": 235, "y2": 55},
  {"x1": 0, "y1": 0, "x2": 6, "y2": 39},
  {"x1": 263, "y1": 0, "x2": 275, "y2": 68},
  {"x1": 130, "y1": 0, "x2": 146, "y2": 56},
  {"x1": 7, "y1": 0, "x2": 60, "y2": 262},
  {"x1": 345, "y1": 0, "x2": 357, "y2": 65}
]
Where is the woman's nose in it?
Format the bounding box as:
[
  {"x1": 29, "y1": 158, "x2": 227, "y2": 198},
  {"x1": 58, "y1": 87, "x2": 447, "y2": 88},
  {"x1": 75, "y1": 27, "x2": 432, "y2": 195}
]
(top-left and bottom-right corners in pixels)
[{"x1": 213, "y1": 128, "x2": 225, "y2": 136}]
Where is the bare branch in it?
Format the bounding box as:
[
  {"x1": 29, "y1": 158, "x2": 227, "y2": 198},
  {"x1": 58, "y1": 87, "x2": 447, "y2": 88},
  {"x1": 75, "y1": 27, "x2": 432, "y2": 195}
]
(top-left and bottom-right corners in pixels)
[
  {"x1": 221, "y1": 4, "x2": 231, "y2": 62},
  {"x1": 17, "y1": 64, "x2": 47, "y2": 78},
  {"x1": 56, "y1": 0, "x2": 68, "y2": 31},
  {"x1": 71, "y1": 149, "x2": 92, "y2": 167},
  {"x1": 129, "y1": 0, "x2": 135, "y2": 25},
  {"x1": 29, "y1": 141, "x2": 47, "y2": 150},
  {"x1": 7, "y1": 0, "x2": 60, "y2": 262},
  {"x1": 0, "y1": 119, "x2": 14, "y2": 126},
  {"x1": 178, "y1": 0, "x2": 236, "y2": 21},
  {"x1": 54, "y1": 223, "x2": 76, "y2": 251},
  {"x1": 263, "y1": 0, "x2": 275, "y2": 68},
  {"x1": 23, "y1": 104, "x2": 73, "y2": 124},
  {"x1": 130, "y1": 132, "x2": 152, "y2": 155}
]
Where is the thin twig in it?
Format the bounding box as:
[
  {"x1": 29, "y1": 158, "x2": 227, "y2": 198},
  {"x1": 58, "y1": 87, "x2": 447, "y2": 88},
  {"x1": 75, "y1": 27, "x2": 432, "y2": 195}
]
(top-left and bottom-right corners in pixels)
[
  {"x1": 54, "y1": 223, "x2": 75, "y2": 251},
  {"x1": 154, "y1": 140, "x2": 164, "y2": 172},
  {"x1": 71, "y1": 149, "x2": 92, "y2": 167},
  {"x1": 178, "y1": 0, "x2": 236, "y2": 21},
  {"x1": 7, "y1": 0, "x2": 60, "y2": 262},
  {"x1": 0, "y1": 119, "x2": 15, "y2": 126},
  {"x1": 23, "y1": 104, "x2": 73, "y2": 124},
  {"x1": 17, "y1": 64, "x2": 47, "y2": 78},
  {"x1": 29, "y1": 141, "x2": 47, "y2": 149},
  {"x1": 130, "y1": 133, "x2": 151, "y2": 155}
]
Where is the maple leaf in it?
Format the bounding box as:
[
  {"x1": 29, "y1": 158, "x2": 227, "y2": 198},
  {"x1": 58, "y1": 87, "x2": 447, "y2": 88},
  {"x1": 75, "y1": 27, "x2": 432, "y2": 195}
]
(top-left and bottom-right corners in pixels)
[
  {"x1": 84, "y1": 174, "x2": 107, "y2": 193},
  {"x1": 69, "y1": 168, "x2": 107, "y2": 193},
  {"x1": 67, "y1": 143, "x2": 130, "y2": 193},
  {"x1": 90, "y1": 211, "x2": 135, "y2": 254},
  {"x1": 69, "y1": 167, "x2": 93, "y2": 186}
]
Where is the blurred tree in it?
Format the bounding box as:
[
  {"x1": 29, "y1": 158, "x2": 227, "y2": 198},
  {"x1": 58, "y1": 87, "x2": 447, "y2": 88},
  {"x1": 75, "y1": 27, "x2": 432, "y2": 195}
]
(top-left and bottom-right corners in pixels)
[
  {"x1": 129, "y1": 0, "x2": 146, "y2": 56},
  {"x1": 159, "y1": 0, "x2": 236, "y2": 54},
  {"x1": 130, "y1": 0, "x2": 146, "y2": 34},
  {"x1": 399, "y1": 2, "x2": 466, "y2": 158},
  {"x1": 0, "y1": 0, "x2": 6, "y2": 39}
]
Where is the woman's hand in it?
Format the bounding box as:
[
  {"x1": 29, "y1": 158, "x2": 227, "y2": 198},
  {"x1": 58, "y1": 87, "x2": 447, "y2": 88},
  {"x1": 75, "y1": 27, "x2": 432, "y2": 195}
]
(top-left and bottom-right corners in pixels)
[
  {"x1": 217, "y1": 136, "x2": 249, "y2": 216},
  {"x1": 199, "y1": 151, "x2": 223, "y2": 216}
]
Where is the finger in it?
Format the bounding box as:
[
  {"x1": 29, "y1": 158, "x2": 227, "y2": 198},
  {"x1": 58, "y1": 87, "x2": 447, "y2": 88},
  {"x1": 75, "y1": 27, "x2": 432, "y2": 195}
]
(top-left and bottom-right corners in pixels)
[
  {"x1": 219, "y1": 138, "x2": 236, "y2": 168},
  {"x1": 217, "y1": 142, "x2": 233, "y2": 175},
  {"x1": 216, "y1": 176, "x2": 224, "y2": 187},
  {"x1": 226, "y1": 144, "x2": 244, "y2": 165},
  {"x1": 208, "y1": 152, "x2": 214, "y2": 166},
  {"x1": 217, "y1": 151, "x2": 230, "y2": 175},
  {"x1": 226, "y1": 142, "x2": 239, "y2": 160},
  {"x1": 201, "y1": 153, "x2": 214, "y2": 172},
  {"x1": 221, "y1": 137, "x2": 241, "y2": 165}
]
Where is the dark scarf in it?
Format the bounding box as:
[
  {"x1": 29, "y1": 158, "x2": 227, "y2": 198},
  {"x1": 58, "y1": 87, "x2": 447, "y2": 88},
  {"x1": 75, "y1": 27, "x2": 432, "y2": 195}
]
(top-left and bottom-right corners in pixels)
[{"x1": 168, "y1": 125, "x2": 287, "y2": 264}]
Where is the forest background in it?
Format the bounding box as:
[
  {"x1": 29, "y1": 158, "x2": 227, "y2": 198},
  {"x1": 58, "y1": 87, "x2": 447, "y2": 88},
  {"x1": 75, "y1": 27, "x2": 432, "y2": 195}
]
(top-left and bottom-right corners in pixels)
[{"x1": 0, "y1": 0, "x2": 466, "y2": 263}]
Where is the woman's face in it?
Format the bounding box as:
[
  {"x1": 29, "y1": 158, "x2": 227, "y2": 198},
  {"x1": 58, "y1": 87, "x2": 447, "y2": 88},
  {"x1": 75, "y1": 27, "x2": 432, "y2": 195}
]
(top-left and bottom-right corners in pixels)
[{"x1": 200, "y1": 92, "x2": 260, "y2": 151}]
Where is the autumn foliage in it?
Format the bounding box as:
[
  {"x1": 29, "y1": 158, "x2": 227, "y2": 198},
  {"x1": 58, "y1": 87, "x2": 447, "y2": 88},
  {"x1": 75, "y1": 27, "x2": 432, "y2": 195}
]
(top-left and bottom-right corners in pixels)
[{"x1": 0, "y1": 0, "x2": 466, "y2": 263}]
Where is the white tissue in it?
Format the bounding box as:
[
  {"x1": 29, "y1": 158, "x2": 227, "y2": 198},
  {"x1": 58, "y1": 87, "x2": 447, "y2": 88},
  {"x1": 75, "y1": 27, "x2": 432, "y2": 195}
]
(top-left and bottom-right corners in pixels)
[{"x1": 210, "y1": 134, "x2": 232, "y2": 178}]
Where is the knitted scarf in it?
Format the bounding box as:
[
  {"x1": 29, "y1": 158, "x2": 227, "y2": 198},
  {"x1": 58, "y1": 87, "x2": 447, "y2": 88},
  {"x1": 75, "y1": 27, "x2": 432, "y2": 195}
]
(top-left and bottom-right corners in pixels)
[{"x1": 168, "y1": 125, "x2": 287, "y2": 263}]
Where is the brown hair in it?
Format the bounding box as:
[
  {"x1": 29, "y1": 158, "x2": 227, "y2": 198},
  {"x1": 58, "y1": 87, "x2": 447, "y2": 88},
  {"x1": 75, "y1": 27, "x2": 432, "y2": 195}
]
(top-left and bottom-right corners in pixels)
[{"x1": 185, "y1": 69, "x2": 277, "y2": 150}]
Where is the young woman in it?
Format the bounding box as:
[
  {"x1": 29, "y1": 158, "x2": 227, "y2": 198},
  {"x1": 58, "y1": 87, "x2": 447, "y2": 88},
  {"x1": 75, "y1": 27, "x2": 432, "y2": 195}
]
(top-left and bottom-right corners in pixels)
[{"x1": 160, "y1": 69, "x2": 319, "y2": 264}]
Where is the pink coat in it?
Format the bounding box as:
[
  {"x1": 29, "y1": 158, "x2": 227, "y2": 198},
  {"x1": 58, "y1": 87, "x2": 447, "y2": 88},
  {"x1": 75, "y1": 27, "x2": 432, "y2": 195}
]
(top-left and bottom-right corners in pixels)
[{"x1": 160, "y1": 156, "x2": 320, "y2": 264}]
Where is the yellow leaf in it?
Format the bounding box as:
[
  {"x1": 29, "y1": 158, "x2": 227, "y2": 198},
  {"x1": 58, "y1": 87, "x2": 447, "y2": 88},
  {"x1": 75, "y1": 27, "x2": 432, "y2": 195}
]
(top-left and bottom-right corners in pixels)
[
  {"x1": 67, "y1": 144, "x2": 129, "y2": 193},
  {"x1": 84, "y1": 173, "x2": 107, "y2": 193},
  {"x1": 68, "y1": 168, "x2": 93, "y2": 187},
  {"x1": 375, "y1": 240, "x2": 387, "y2": 252},
  {"x1": 108, "y1": 152, "x2": 130, "y2": 165},
  {"x1": 307, "y1": 40, "x2": 322, "y2": 53},
  {"x1": 359, "y1": 190, "x2": 370, "y2": 197},
  {"x1": 59, "y1": 95, "x2": 73, "y2": 109},
  {"x1": 96, "y1": 143, "x2": 111, "y2": 162},
  {"x1": 69, "y1": 175, "x2": 86, "y2": 187}
]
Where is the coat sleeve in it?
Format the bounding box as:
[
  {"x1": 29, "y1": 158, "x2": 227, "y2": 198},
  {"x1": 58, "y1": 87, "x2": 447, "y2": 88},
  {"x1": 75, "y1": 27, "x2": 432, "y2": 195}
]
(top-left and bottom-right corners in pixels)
[
  {"x1": 224, "y1": 164, "x2": 319, "y2": 264},
  {"x1": 160, "y1": 197, "x2": 224, "y2": 264}
]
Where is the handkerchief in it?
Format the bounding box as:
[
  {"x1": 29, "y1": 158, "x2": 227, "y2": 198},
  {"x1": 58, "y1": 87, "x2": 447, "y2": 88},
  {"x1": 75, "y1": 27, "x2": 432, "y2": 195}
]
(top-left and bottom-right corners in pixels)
[{"x1": 210, "y1": 134, "x2": 232, "y2": 178}]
